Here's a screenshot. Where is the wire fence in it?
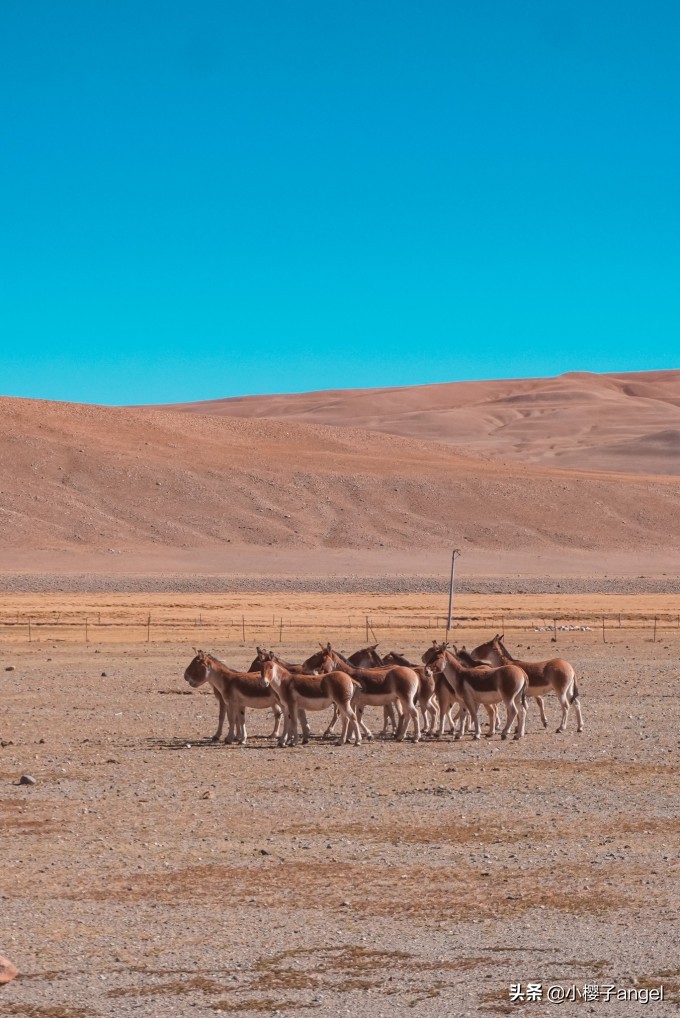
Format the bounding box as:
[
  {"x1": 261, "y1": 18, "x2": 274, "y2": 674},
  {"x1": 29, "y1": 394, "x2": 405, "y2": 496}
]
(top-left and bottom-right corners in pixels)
[{"x1": 1, "y1": 609, "x2": 679, "y2": 645}]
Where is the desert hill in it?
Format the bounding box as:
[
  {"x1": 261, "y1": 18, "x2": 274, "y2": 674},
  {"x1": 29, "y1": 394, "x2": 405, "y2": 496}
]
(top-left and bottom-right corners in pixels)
[
  {"x1": 1, "y1": 388, "x2": 679, "y2": 583},
  {"x1": 162, "y1": 370, "x2": 680, "y2": 476}
]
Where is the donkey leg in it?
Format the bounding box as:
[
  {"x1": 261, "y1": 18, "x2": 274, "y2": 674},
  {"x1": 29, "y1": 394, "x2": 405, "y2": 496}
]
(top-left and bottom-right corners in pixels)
[
  {"x1": 277, "y1": 708, "x2": 290, "y2": 748},
  {"x1": 455, "y1": 705, "x2": 471, "y2": 739},
  {"x1": 288, "y1": 701, "x2": 300, "y2": 747},
  {"x1": 336, "y1": 710, "x2": 350, "y2": 746},
  {"x1": 535, "y1": 696, "x2": 548, "y2": 728},
  {"x1": 515, "y1": 696, "x2": 527, "y2": 739},
  {"x1": 469, "y1": 703, "x2": 482, "y2": 740},
  {"x1": 299, "y1": 708, "x2": 311, "y2": 742},
  {"x1": 324, "y1": 704, "x2": 340, "y2": 737},
  {"x1": 268, "y1": 704, "x2": 283, "y2": 740},
  {"x1": 484, "y1": 704, "x2": 495, "y2": 738},
  {"x1": 356, "y1": 705, "x2": 373, "y2": 740},
  {"x1": 385, "y1": 701, "x2": 401, "y2": 738},
  {"x1": 409, "y1": 699, "x2": 421, "y2": 743},
  {"x1": 238, "y1": 707, "x2": 248, "y2": 745},
  {"x1": 556, "y1": 693, "x2": 570, "y2": 733},
  {"x1": 572, "y1": 694, "x2": 584, "y2": 733},
  {"x1": 435, "y1": 696, "x2": 447, "y2": 738},
  {"x1": 212, "y1": 695, "x2": 227, "y2": 742},
  {"x1": 394, "y1": 705, "x2": 407, "y2": 742},
  {"x1": 338, "y1": 701, "x2": 361, "y2": 747},
  {"x1": 224, "y1": 703, "x2": 237, "y2": 744},
  {"x1": 501, "y1": 698, "x2": 517, "y2": 740}
]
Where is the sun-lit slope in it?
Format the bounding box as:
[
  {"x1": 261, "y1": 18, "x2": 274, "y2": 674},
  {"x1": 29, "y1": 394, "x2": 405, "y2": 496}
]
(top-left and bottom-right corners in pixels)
[
  {"x1": 162, "y1": 370, "x2": 680, "y2": 475},
  {"x1": 1, "y1": 396, "x2": 679, "y2": 559}
]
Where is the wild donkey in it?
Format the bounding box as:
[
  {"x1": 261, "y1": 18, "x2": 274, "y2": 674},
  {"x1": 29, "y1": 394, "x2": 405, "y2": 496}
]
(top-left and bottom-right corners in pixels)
[
  {"x1": 425, "y1": 644, "x2": 527, "y2": 741},
  {"x1": 263, "y1": 660, "x2": 362, "y2": 747},
  {"x1": 472, "y1": 635, "x2": 583, "y2": 733},
  {"x1": 319, "y1": 646, "x2": 422, "y2": 743},
  {"x1": 184, "y1": 651, "x2": 282, "y2": 745}
]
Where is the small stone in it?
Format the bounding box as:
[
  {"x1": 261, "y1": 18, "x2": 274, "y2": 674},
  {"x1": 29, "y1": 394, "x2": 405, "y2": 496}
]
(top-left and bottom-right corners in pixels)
[
  {"x1": 101, "y1": 672, "x2": 107, "y2": 677},
  {"x1": 340, "y1": 900, "x2": 350, "y2": 907},
  {"x1": 0, "y1": 954, "x2": 18, "y2": 984},
  {"x1": 201, "y1": 790, "x2": 213, "y2": 800},
  {"x1": 38, "y1": 738, "x2": 45, "y2": 744},
  {"x1": 259, "y1": 848, "x2": 270, "y2": 855},
  {"x1": 4, "y1": 665, "x2": 15, "y2": 672},
  {"x1": 19, "y1": 774, "x2": 36, "y2": 786}
]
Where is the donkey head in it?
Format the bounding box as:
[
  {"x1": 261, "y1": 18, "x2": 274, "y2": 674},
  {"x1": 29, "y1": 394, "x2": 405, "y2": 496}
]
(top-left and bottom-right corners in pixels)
[{"x1": 184, "y1": 649, "x2": 211, "y2": 687}]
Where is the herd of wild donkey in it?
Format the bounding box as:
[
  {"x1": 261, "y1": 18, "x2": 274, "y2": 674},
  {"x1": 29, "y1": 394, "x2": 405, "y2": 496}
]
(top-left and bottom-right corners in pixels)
[{"x1": 184, "y1": 634, "x2": 583, "y2": 747}]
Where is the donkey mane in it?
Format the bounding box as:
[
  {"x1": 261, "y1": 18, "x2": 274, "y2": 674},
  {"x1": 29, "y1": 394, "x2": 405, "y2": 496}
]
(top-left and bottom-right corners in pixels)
[
  {"x1": 331, "y1": 647, "x2": 353, "y2": 665},
  {"x1": 205, "y1": 652, "x2": 233, "y2": 670},
  {"x1": 497, "y1": 637, "x2": 517, "y2": 662}
]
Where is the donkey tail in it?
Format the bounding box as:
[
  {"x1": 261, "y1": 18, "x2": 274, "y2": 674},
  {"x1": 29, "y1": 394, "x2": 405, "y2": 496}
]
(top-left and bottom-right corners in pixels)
[
  {"x1": 570, "y1": 678, "x2": 580, "y2": 704},
  {"x1": 521, "y1": 680, "x2": 527, "y2": 708}
]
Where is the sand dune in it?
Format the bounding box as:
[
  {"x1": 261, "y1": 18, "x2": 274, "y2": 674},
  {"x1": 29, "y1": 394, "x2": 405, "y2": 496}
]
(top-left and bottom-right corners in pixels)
[
  {"x1": 1, "y1": 387, "x2": 679, "y2": 582},
  {"x1": 163, "y1": 370, "x2": 680, "y2": 476}
]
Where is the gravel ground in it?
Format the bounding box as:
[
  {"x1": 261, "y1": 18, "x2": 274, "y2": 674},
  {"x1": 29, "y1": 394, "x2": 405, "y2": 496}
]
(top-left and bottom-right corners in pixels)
[
  {"x1": 1, "y1": 633, "x2": 679, "y2": 1017},
  {"x1": 1, "y1": 573, "x2": 680, "y2": 595}
]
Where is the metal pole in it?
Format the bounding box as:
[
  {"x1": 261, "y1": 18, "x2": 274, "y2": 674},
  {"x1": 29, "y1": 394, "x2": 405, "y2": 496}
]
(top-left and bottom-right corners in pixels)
[{"x1": 446, "y1": 549, "x2": 460, "y2": 639}]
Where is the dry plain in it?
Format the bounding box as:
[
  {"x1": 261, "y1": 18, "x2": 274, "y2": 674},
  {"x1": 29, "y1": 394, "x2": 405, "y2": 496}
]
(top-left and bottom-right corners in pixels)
[{"x1": 1, "y1": 594, "x2": 679, "y2": 1017}]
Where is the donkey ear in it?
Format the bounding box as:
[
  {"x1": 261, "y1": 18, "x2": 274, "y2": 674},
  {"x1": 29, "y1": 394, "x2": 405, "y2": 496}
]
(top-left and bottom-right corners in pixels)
[
  {"x1": 318, "y1": 642, "x2": 325, "y2": 649},
  {"x1": 326, "y1": 642, "x2": 332, "y2": 651}
]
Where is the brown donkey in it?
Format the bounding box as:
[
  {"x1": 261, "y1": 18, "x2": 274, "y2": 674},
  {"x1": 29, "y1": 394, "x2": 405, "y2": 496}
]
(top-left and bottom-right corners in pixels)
[
  {"x1": 380, "y1": 652, "x2": 439, "y2": 734},
  {"x1": 322, "y1": 644, "x2": 399, "y2": 737},
  {"x1": 425, "y1": 646, "x2": 527, "y2": 741},
  {"x1": 422, "y1": 642, "x2": 499, "y2": 737},
  {"x1": 319, "y1": 647, "x2": 422, "y2": 743},
  {"x1": 263, "y1": 660, "x2": 362, "y2": 747},
  {"x1": 472, "y1": 635, "x2": 583, "y2": 733},
  {"x1": 184, "y1": 651, "x2": 281, "y2": 745}
]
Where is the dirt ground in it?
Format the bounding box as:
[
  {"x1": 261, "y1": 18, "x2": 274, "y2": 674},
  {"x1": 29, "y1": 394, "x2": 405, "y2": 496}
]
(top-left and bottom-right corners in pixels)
[{"x1": 1, "y1": 605, "x2": 679, "y2": 1017}]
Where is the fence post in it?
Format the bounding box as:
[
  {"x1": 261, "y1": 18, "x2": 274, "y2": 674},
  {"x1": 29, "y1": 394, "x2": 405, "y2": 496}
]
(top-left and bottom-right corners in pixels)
[
  {"x1": 366, "y1": 616, "x2": 369, "y2": 643},
  {"x1": 279, "y1": 617, "x2": 283, "y2": 643},
  {"x1": 552, "y1": 618, "x2": 557, "y2": 642}
]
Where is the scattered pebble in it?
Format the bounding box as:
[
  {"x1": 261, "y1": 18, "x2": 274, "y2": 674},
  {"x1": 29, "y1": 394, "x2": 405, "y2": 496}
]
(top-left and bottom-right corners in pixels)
[
  {"x1": 0, "y1": 955, "x2": 18, "y2": 985},
  {"x1": 19, "y1": 774, "x2": 37, "y2": 785}
]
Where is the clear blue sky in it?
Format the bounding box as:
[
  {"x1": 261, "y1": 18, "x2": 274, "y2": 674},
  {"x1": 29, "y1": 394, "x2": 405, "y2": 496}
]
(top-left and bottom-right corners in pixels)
[{"x1": 1, "y1": 1, "x2": 678, "y2": 405}]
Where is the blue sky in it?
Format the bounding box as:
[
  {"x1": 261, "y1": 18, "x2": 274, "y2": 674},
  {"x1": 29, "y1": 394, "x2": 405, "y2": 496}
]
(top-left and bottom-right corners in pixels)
[{"x1": 1, "y1": 0, "x2": 678, "y2": 405}]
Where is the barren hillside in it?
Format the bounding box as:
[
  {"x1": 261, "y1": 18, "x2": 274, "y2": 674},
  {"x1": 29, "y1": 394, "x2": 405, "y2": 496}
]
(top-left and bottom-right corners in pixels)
[
  {"x1": 1, "y1": 393, "x2": 679, "y2": 583},
  {"x1": 162, "y1": 370, "x2": 680, "y2": 476}
]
